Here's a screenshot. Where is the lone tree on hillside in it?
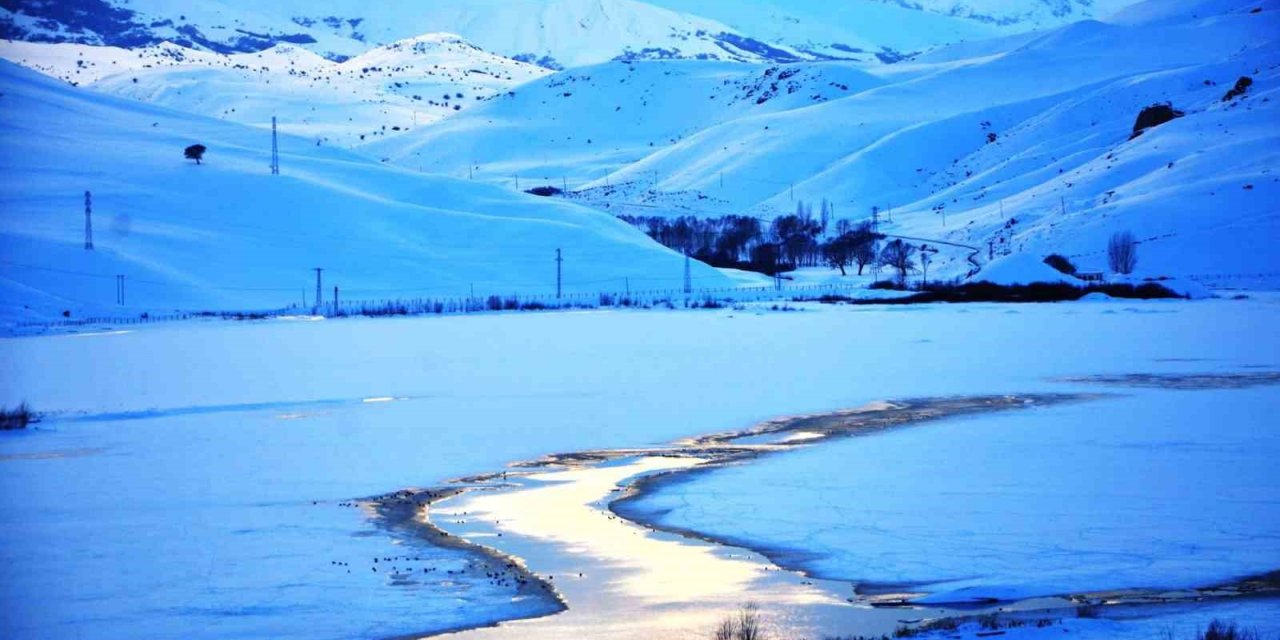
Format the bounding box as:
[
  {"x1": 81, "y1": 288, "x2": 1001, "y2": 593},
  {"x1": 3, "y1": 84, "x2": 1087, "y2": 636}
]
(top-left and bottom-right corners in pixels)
[
  {"x1": 184, "y1": 144, "x2": 207, "y2": 165},
  {"x1": 879, "y1": 239, "x2": 917, "y2": 286},
  {"x1": 1107, "y1": 231, "x2": 1138, "y2": 274}
]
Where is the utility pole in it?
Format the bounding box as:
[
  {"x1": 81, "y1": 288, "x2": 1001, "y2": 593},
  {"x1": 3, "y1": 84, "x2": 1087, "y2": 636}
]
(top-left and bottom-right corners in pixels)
[
  {"x1": 312, "y1": 268, "x2": 323, "y2": 312},
  {"x1": 115, "y1": 275, "x2": 124, "y2": 305},
  {"x1": 555, "y1": 249, "x2": 563, "y2": 299},
  {"x1": 683, "y1": 249, "x2": 692, "y2": 294},
  {"x1": 84, "y1": 190, "x2": 94, "y2": 250},
  {"x1": 333, "y1": 286, "x2": 339, "y2": 315},
  {"x1": 270, "y1": 117, "x2": 280, "y2": 175},
  {"x1": 562, "y1": 176, "x2": 567, "y2": 192},
  {"x1": 789, "y1": 183, "x2": 794, "y2": 202},
  {"x1": 773, "y1": 246, "x2": 781, "y2": 291},
  {"x1": 625, "y1": 277, "x2": 630, "y2": 297},
  {"x1": 920, "y1": 244, "x2": 937, "y2": 288}
]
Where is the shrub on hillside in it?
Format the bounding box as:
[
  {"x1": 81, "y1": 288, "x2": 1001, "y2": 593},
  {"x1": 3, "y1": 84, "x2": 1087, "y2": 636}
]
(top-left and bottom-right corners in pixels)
[{"x1": 1043, "y1": 253, "x2": 1077, "y2": 275}]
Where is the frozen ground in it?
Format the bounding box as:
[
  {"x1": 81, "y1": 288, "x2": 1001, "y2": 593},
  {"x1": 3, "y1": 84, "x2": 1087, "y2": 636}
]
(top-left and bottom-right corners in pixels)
[
  {"x1": 622, "y1": 385, "x2": 1280, "y2": 603},
  {"x1": 1, "y1": 295, "x2": 1278, "y2": 638}
]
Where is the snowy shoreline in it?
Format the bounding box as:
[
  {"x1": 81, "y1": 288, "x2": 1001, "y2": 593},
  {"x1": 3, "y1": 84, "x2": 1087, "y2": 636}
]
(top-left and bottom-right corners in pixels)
[
  {"x1": 366, "y1": 379, "x2": 1280, "y2": 638},
  {"x1": 362, "y1": 486, "x2": 567, "y2": 639}
]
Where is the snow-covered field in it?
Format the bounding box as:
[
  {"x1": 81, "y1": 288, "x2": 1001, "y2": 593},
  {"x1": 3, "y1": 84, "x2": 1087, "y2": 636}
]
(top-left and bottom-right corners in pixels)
[{"x1": 2, "y1": 295, "x2": 1277, "y2": 638}]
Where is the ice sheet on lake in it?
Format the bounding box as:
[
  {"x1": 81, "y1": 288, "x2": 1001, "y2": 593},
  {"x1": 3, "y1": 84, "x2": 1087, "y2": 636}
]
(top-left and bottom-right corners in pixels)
[{"x1": 622, "y1": 386, "x2": 1280, "y2": 602}]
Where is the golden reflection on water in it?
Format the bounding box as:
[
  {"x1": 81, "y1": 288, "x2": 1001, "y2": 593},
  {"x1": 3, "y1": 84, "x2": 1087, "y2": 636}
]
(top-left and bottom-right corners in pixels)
[{"x1": 430, "y1": 456, "x2": 913, "y2": 640}]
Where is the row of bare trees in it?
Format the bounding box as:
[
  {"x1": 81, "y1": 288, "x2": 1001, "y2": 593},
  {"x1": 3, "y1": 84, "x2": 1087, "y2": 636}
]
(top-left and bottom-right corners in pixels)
[{"x1": 619, "y1": 200, "x2": 882, "y2": 275}]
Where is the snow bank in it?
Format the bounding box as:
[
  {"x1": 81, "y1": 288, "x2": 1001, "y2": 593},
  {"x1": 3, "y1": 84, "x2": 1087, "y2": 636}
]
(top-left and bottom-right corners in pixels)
[{"x1": 971, "y1": 253, "x2": 1081, "y2": 286}]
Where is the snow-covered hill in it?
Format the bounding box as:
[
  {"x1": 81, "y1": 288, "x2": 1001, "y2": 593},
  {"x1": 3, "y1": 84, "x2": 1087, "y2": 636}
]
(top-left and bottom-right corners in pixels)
[
  {"x1": 626, "y1": 0, "x2": 1280, "y2": 282},
  {"x1": 365, "y1": 59, "x2": 885, "y2": 188},
  {"x1": 0, "y1": 35, "x2": 551, "y2": 146},
  {"x1": 380, "y1": 0, "x2": 1278, "y2": 284},
  {"x1": 0, "y1": 60, "x2": 729, "y2": 323}
]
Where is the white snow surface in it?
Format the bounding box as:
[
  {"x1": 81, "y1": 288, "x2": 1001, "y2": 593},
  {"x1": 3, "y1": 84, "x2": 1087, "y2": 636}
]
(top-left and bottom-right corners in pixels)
[{"x1": 2, "y1": 297, "x2": 1278, "y2": 638}]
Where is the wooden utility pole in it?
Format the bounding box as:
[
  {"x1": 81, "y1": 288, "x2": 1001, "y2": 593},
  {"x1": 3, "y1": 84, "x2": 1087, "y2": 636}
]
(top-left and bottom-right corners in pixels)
[
  {"x1": 555, "y1": 249, "x2": 563, "y2": 299},
  {"x1": 84, "y1": 191, "x2": 94, "y2": 250},
  {"x1": 270, "y1": 117, "x2": 280, "y2": 175},
  {"x1": 683, "y1": 249, "x2": 692, "y2": 294},
  {"x1": 313, "y1": 268, "x2": 324, "y2": 311}
]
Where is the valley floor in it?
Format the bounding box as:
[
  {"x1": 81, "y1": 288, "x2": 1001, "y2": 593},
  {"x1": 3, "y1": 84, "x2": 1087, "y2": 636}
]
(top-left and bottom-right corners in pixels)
[{"x1": 0, "y1": 295, "x2": 1277, "y2": 639}]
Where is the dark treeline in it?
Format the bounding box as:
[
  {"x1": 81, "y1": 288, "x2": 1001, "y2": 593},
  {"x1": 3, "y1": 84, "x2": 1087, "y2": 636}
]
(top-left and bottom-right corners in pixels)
[{"x1": 619, "y1": 200, "x2": 882, "y2": 275}]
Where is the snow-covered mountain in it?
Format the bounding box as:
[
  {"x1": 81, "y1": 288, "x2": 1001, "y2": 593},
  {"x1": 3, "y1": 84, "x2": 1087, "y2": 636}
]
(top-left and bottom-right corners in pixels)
[
  {"x1": 0, "y1": 0, "x2": 825, "y2": 68},
  {"x1": 376, "y1": 0, "x2": 1280, "y2": 284},
  {"x1": 1, "y1": 0, "x2": 1147, "y2": 70},
  {"x1": 645, "y1": 0, "x2": 1140, "y2": 59},
  {"x1": 0, "y1": 59, "x2": 730, "y2": 322},
  {"x1": 0, "y1": 34, "x2": 551, "y2": 146}
]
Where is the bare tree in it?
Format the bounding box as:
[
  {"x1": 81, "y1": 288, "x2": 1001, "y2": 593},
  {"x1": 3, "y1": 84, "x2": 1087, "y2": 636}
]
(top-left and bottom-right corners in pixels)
[
  {"x1": 713, "y1": 616, "x2": 735, "y2": 640},
  {"x1": 737, "y1": 603, "x2": 764, "y2": 640},
  {"x1": 879, "y1": 239, "x2": 917, "y2": 286},
  {"x1": 1107, "y1": 231, "x2": 1138, "y2": 274},
  {"x1": 822, "y1": 237, "x2": 853, "y2": 276},
  {"x1": 852, "y1": 239, "x2": 877, "y2": 275},
  {"x1": 710, "y1": 603, "x2": 766, "y2": 640}
]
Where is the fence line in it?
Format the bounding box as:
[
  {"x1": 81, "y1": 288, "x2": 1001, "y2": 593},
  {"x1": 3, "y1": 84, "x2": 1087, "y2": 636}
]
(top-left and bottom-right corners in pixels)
[{"x1": 14, "y1": 281, "x2": 870, "y2": 330}]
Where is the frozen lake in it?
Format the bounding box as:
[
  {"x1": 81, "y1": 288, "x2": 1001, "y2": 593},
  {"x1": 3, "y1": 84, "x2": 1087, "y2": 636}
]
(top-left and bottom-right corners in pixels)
[{"x1": 2, "y1": 297, "x2": 1279, "y2": 638}]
